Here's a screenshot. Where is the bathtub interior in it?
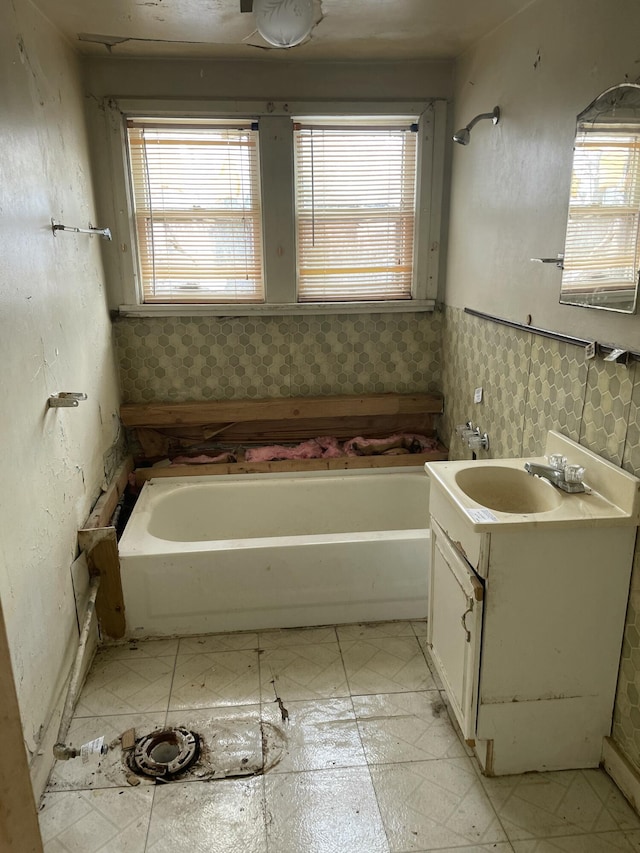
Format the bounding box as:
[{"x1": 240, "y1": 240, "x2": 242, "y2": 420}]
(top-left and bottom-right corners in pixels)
[{"x1": 144, "y1": 472, "x2": 427, "y2": 542}]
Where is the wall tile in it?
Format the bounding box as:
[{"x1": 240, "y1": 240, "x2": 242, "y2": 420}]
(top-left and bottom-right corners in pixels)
[
  {"x1": 523, "y1": 338, "x2": 589, "y2": 456},
  {"x1": 580, "y1": 360, "x2": 635, "y2": 466},
  {"x1": 114, "y1": 312, "x2": 442, "y2": 402},
  {"x1": 622, "y1": 371, "x2": 640, "y2": 478},
  {"x1": 441, "y1": 308, "x2": 531, "y2": 459}
]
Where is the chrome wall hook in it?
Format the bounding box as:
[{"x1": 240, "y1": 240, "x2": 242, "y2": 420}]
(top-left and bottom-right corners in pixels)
[
  {"x1": 531, "y1": 254, "x2": 564, "y2": 270},
  {"x1": 48, "y1": 393, "x2": 88, "y2": 408},
  {"x1": 51, "y1": 220, "x2": 112, "y2": 241}
]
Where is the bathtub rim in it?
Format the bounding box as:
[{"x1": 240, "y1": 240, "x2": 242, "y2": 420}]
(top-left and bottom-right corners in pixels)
[{"x1": 120, "y1": 465, "x2": 430, "y2": 554}]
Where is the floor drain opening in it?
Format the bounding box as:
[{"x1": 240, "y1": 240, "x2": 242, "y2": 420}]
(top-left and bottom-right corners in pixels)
[{"x1": 130, "y1": 727, "x2": 200, "y2": 780}]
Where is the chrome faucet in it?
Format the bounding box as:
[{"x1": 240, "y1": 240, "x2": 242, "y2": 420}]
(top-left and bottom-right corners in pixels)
[{"x1": 524, "y1": 455, "x2": 586, "y2": 493}]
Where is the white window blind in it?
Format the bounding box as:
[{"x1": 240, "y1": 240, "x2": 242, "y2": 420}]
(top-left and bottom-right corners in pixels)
[
  {"x1": 562, "y1": 125, "x2": 640, "y2": 302},
  {"x1": 294, "y1": 118, "x2": 418, "y2": 302},
  {"x1": 126, "y1": 118, "x2": 263, "y2": 304}
]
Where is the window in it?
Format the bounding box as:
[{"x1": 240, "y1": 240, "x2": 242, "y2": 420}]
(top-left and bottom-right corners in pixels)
[
  {"x1": 112, "y1": 100, "x2": 445, "y2": 315},
  {"x1": 293, "y1": 118, "x2": 418, "y2": 302},
  {"x1": 126, "y1": 118, "x2": 263, "y2": 303}
]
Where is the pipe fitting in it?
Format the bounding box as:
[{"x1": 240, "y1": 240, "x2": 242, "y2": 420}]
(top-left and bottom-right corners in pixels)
[{"x1": 53, "y1": 743, "x2": 79, "y2": 761}]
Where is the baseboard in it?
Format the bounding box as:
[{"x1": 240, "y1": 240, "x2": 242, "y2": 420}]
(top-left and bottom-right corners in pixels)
[{"x1": 602, "y1": 736, "x2": 640, "y2": 816}]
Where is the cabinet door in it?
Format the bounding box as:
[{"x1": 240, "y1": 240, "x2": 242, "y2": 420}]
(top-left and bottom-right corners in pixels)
[{"x1": 428, "y1": 520, "x2": 484, "y2": 740}]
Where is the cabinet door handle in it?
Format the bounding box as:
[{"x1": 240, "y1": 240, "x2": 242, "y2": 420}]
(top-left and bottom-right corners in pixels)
[{"x1": 461, "y1": 603, "x2": 474, "y2": 643}]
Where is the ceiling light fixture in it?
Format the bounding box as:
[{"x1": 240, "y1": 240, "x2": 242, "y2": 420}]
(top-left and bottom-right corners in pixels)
[{"x1": 254, "y1": 0, "x2": 314, "y2": 48}]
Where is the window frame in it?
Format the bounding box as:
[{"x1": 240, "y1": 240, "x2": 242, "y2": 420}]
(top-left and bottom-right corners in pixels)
[{"x1": 106, "y1": 98, "x2": 447, "y2": 316}]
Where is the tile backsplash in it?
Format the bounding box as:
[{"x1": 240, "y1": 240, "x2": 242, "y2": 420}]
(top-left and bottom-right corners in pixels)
[{"x1": 114, "y1": 312, "x2": 442, "y2": 402}]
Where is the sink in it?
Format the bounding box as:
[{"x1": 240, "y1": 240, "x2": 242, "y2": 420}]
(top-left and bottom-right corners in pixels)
[
  {"x1": 425, "y1": 432, "x2": 640, "y2": 531},
  {"x1": 454, "y1": 466, "x2": 563, "y2": 514}
]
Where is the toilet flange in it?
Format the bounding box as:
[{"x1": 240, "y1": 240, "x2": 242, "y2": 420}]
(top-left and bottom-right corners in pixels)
[{"x1": 131, "y1": 727, "x2": 200, "y2": 778}]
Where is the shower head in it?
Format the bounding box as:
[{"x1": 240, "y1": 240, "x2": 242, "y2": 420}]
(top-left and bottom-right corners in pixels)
[{"x1": 453, "y1": 106, "x2": 500, "y2": 145}]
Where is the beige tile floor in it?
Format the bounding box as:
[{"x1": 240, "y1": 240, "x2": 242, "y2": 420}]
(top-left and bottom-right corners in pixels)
[{"x1": 40, "y1": 621, "x2": 640, "y2": 853}]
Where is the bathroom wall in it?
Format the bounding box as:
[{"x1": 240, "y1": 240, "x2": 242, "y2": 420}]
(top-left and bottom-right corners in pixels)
[
  {"x1": 0, "y1": 0, "x2": 122, "y2": 798},
  {"x1": 84, "y1": 56, "x2": 453, "y2": 401},
  {"x1": 114, "y1": 312, "x2": 442, "y2": 401},
  {"x1": 443, "y1": 0, "x2": 640, "y2": 774}
]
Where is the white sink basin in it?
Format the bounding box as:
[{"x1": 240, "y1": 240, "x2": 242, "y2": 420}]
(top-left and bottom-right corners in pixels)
[
  {"x1": 425, "y1": 431, "x2": 640, "y2": 531},
  {"x1": 454, "y1": 466, "x2": 562, "y2": 514}
]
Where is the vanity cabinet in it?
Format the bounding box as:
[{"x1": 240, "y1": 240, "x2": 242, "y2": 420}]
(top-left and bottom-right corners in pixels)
[
  {"x1": 429, "y1": 519, "x2": 483, "y2": 740},
  {"x1": 426, "y1": 433, "x2": 640, "y2": 776}
]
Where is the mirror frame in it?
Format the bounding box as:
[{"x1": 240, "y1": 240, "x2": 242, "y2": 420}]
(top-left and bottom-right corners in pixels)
[{"x1": 559, "y1": 83, "x2": 640, "y2": 314}]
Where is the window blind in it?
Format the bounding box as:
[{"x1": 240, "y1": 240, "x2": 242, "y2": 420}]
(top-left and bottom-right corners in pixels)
[
  {"x1": 126, "y1": 119, "x2": 263, "y2": 304},
  {"x1": 293, "y1": 118, "x2": 418, "y2": 302},
  {"x1": 562, "y1": 125, "x2": 640, "y2": 302}
]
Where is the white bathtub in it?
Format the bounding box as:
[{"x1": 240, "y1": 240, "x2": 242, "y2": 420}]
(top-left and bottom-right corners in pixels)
[{"x1": 119, "y1": 467, "x2": 431, "y2": 637}]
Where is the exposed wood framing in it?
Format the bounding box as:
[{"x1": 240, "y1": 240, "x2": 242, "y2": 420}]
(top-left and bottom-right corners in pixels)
[
  {"x1": 84, "y1": 457, "x2": 134, "y2": 529},
  {"x1": 121, "y1": 393, "x2": 443, "y2": 428},
  {"x1": 77, "y1": 456, "x2": 133, "y2": 640},
  {"x1": 134, "y1": 449, "x2": 447, "y2": 486},
  {"x1": 135, "y1": 413, "x2": 437, "y2": 450},
  {"x1": 77, "y1": 527, "x2": 126, "y2": 639}
]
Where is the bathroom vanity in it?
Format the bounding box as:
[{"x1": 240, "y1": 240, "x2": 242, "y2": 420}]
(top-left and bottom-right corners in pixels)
[{"x1": 425, "y1": 431, "x2": 640, "y2": 776}]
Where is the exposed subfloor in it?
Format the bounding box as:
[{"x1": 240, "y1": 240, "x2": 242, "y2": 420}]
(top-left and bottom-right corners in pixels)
[{"x1": 40, "y1": 620, "x2": 640, "y2": 852}]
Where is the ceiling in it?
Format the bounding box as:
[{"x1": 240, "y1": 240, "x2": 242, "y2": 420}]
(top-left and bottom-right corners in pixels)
[{"x1": 35, "y1": 0, "x2": 534, "y2": 61}]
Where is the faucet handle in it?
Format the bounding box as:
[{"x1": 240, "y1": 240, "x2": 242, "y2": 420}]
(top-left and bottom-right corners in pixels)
[
  {"x1": 456, "y1": 421, "x2": 474, "y2": 437},
  {"x1": 564, "y1": 464, "x2": 585, "y2": 484},
  {"x1": 547, "y1": 453, "x2": 567, "y2": 471}
]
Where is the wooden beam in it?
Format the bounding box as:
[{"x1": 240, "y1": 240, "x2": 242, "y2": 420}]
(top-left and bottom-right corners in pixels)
[
  {"x1": 0, "y1": 597, "x2": 44, "y2": 853},
  {"x1": 134, "y1": 448, "x2": 448, "y2": 486},
  {"x1": 83, "y1": 457, "x2": 134, "y2": 530},
  {"x1": 77, "y1": 527, "x2": 126, "y2": 639},
  {"x1": 121, "y1": 393, "x2": 444, "y2": 428}
]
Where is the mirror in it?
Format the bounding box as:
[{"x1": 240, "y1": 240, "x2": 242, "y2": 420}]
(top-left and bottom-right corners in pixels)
[{"x1": 560, "y1": 83, "x2": 640, "y2": 313}]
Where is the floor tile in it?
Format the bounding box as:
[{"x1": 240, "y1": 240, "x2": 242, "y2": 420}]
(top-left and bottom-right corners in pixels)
[
  {"x1": 371, "y1": 758, "x2": 507, "y2": 851},
  {"x1": 177, "y1": 632, "x2": 258, "y2": 655},
  {"x1": 259, "y1": 626, "x2": 338, "y2": 648},
  {"x1": 165, "y1": 705, "x2": 267, "y2": 780},
  {"x1": 337, "y1": 621, "x2": 416, "y2": 641},
  {"x1": 46, "y1": 712, "x2": 165, "y2": 791},
  {"x1": 511, "y1": 832, "x2": 635, "y2": 850},
  {"x1": 96, "y1": 639, "x2": 179, "y2": 661},
  {"x1": 341, "y1": 636, "x2": 437, "y2": 695},
  {"x1": 261, "y1": 697, "x2": 367, "y2": 773},
  {"x1": 74, "y1": 657, "x2": 175, "y2": 717},
  {"x1": 169, "y1": 650, "x2": 261, "y2": 710},
  {"x1": 479, "y1": 769, "x2": 640, "y2": 841},
  {"x1": 259, "y1": 643, "x2": 349, "y2": 702},
  {"x1": 626, "y1": 832, "x2": 640, "y2": 849},
  {"x1": 146, "y1": 778, "x2": 267, "y2": 852},
  {"x1": 411, "y1": 620, "x2": 428, "y2": 637},
  {"x1": 353, "y1": 691, "x2": 466, "y2": 764},
  {"x1": 39, "y1": 787, "x2": 153, "y2": 853},
  {"x1": 264, "y1": 767, "x2": 390, "y2": 852}
]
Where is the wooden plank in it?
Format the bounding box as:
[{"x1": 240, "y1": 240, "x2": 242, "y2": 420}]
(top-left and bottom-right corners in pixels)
[
  {"x1": 0, "y1": 596, "x2": 44, "y2": 853},
  {"x1": 84, "y1": 456, "x2": 134, "y2": 530},
  {"x1": 134, "y1": 448, "x2": 448, "y2": 486},
  {"x1": 121, "y1": 393, "x2": 444, "y2": 428},
  {"x1": 135, "y1": 414, "x2": 437, "y2": 448},
  {"x1": 77, "y1": 527, "x2": 126, "y2": 639}
]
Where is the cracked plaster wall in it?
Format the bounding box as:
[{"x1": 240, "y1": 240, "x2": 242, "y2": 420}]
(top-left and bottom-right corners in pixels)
[{"x1": 0, "y1": 0, "x2": 121, "y2": 799}]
